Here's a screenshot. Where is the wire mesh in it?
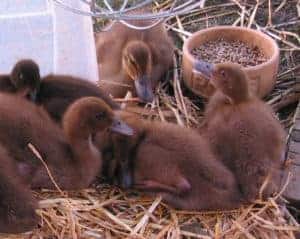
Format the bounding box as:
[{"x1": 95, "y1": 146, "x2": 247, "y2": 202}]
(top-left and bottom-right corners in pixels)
[{"x1": 52, "y1": 0, "x2": 203, "y2": 30}]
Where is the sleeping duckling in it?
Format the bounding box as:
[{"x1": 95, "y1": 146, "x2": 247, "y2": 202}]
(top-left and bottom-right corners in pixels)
[
  {"x1": 0, "y1": 144, "x2": 38, "y2": 234},
  {"x1": 195, "y1": 61, "x2": 286, "y2": 201},
  {"x1": 0, "y1": 95, "x2": 132, "y2": 190},
  {"x1": 96, "y1": 113, "x2": 243, "y2": 211},
  {"x1": 0, "y1": 59, "x2": 119, "y2": 123},
  {"x1": 95, "y1": 19, "x2": 174, "y2": 102}
]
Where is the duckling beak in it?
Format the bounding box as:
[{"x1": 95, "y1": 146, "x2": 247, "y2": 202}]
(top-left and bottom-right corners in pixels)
[
  {"x1": 110, "y1": 117, "x2": 134, "y2": 136},
  {"x1": 28, "y1": 89, "x2": 38, "y2": 102},
  {"x1": 17, "y1": 88, "x2": 37, "y2": 101},
  {"x1": 194, "y1": 60, "x2": 215, "y2": 79},
  {"x1": 134, "y1": 75, "x2": 154, "y2": 103},
  {"x1": 120, "y1": 171, "x2": 132, "y2": 189}
]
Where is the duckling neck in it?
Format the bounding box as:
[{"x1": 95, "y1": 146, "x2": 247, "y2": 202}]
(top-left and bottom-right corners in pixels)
[
  {"x1": 227, "y1": 79, "x2": 251, "y2": 104},
  {"x1": 230, "y1": 91, "x2": 250, "y2": 104},
  {"x1": 67, "y1": 133, "x2": 102, "y2": 188}
]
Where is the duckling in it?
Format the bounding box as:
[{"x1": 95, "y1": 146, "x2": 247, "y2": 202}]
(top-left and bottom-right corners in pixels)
[
  {"x1": 36, "y1": 74, "x2": 120, "y2": 123},
  {"x1": 195, "y1": 61, "x2": 286, "y2": 201},
  {"x1": 95, "y1": 19, "x2": 174, "y2": 102},
  {"x1": 0, "y1": 94, "x2": 132, "y2": 190},
  {"x1": 0, "y1": 59, "x2": 119, "y2": 123},
  {"x1": 96, "y1": 113, "x2": 243, "y2": 211},
  {"x1": 0, "y1": 144, "x2": 38, "y2": 233},
  {"x1": 0, "y1": 59, "x2": 40, "y2": 100}
]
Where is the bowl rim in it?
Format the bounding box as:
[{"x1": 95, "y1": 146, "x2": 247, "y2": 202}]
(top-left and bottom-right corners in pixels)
[{"x1": 183, "y1": 26, "x2": 280, "y2": 71}]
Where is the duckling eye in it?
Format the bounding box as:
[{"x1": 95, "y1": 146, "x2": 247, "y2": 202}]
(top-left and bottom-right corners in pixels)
[
  {"x1": 128, "y1": 56, "x2": 135, "y2": 65},
  {"x1": 220, "y1": 70, "x2": 226, "y2": 77},
  {"x1": 95, "y1": 112, "x2": 106, "y2": 120},
  {"x1": 19, "y1": 73, "x2": 24, "y2": 80}
]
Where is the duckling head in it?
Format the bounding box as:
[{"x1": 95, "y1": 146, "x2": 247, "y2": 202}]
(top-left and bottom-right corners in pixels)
[
  {"x1": 194, "y1": 61, "x2": 250, "y2": 104},
  {"x1": 10, "y1": 59, "x2": 40, "y2": 101},
  {"x1": 63, "y1": 97, "x2": 133, "y2": 141},
  {"x1": 122, "y1": 41, "x2": 154, "y2": 103}
]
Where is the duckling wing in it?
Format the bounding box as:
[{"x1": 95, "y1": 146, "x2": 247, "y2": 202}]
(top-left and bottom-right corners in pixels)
[
  {"x1": 134, "y1": 179, "x2": 190, "y2": 195},
  {"x1": 134, "y1": 142, "x2": 191, "y2": 195}
]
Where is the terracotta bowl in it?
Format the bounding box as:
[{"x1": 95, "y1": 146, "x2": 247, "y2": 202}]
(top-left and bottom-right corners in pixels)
[{"x1": 182, "y1": 26, "x2": 280, "y2": 98}]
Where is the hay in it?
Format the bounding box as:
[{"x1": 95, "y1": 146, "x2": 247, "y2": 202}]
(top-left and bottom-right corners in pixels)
[
  {"x1": 3, "y1": 0, "x2": 299, "y2": 238},
  {"x1": 14, "y1": 184, "x2": 297, "y2": 239}
]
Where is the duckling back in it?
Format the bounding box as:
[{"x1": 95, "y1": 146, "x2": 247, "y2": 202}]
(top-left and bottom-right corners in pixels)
[
  {"x1": 0, "y1": 93, "x2": 68, "y2": 171},
  {"x1": 37, "y1": 74, "x2": 119, "y2": 123},
  {"x1": 134, "y1": 124, "x2": 243, "y2": 210}
]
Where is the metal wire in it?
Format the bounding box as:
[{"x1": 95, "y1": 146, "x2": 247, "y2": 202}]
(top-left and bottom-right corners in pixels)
[{"x1": 52, "y1": 0, "x2": 202, "y2": 30}]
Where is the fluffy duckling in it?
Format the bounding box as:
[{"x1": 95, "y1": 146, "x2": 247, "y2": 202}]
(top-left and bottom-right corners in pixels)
[
  {"x1": 0, "y1": 95, "x2": 132, "y2": 190},
  {"x1": 0, "y1": 59, "x2": 119, "y2": 123},
  {"x1": 0, "y1": 144, "x2": 38, "y2": 233},
  {"x1": 95, "y1": 19, "x2": 174, "y2": 102},
  {"x1": 36, "y1": 74, "x2": 120, "y2": 123},
  {"x1": 195, "y1": 61, "x2": 286, "y2": 201},
  {"x1": 0, "y1": 59, "x2": 40, "y2": 100},
  {"x1": 96, "y1": 114, "x2": 243, "y2": 211}
]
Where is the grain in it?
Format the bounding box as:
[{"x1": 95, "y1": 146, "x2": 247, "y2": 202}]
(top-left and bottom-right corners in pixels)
[{"x1": 192, "y1": 38, "x2": 267, "y2": 67}]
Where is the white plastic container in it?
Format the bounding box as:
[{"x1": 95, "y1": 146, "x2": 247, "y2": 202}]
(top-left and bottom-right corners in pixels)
[{"x1": 0, "y1": 0, "x2": 99, "y2": 82}]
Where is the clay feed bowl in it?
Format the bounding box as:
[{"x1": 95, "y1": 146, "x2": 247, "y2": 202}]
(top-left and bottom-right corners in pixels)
[{"x1": 182, "y1": 26, "x2": 280, "y2": 98}]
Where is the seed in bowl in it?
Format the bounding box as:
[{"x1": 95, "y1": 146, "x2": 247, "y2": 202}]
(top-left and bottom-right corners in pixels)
[{"x1": 191, "y1": 38, "x2": 267, "y2": 67}]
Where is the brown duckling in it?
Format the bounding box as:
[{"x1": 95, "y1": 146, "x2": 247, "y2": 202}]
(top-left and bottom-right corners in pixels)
[
  {"x1": 36, "y1": 74, "x2": 120, "y2": 123},
  {"x1": 96, "y1": 113, "x2": 243, "y2": 211},
  {"x1": 195, "y1": 61, "x2": 286, "y2": 201},
  {"x1": 0, "y1": 59, "x2": 119, "y2": 123},
  {"x1": 0, "y1": 144, "x2": 38, "y2": 233},
  {"x1": 0, "y1": 59, "x2": 40, "y2": 100},
  {"x1": 0, "y1": 95, "x2": 132, "y2": 190},
  {"x1": 95, "y1": 19, "x2": 174, "y2": 102}
]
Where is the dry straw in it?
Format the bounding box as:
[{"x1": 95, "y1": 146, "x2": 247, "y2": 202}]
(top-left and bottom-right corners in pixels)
[{"x1": 3, "y1": 0, "x2": 299, "y2": 238}]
